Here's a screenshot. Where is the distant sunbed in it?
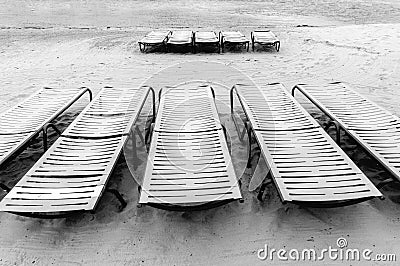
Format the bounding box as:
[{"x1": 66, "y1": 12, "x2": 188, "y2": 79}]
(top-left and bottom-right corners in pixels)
[
  {"x1": 293, "y1": 82, "x2": 400, "y2": 189},
  {"x1": 167, "y1": 30, "x2": 194, "y2": 52},
  {"x1": 231, "y1": 83, "x2": 382, "y2": 207},
  {"x1": 0, "y1": 87, "x2": 92, "y2": 168},
  {"x1": 138, "y1": 30, "x2": 171, "y2": 52},
  {"x1": 251, "y1": 30, "x2": 280, "y2": 52},
  {"x1": 220, "y1": 31, "x2": 250, "y2": 52},
  {"x1": 0, "y1": 86, "x2": 155, "y2": 217},
  {"x1": 194, "y1": 31, "x2": 220, "y2": 53},
  {"x1": 139, "y1": 83, "x2": 242, "y2": 211}
]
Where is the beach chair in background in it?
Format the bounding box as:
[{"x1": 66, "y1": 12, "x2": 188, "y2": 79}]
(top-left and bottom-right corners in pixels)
[
  {"x1": 230, "y1": 83, "x2": 382, "y2": 207},
  {"x1": 0, "y1": 87, "x2": 92, "y2": 169},
  {"x1": 219, "y1": 31, "x2": 249, "y2": 52},
  {"x1": 293, "y1": 82, "x2": 400, "y2": 189},
  {"x1": 251, "y1": 30, "x2": 280, "y2": 52},
  {"x1": 167, "y1": 30, "x2": 194, "y2": 52},
  {"x1": 138, "y1": 30, "x2": 171, "y2": 52},
  {"x1": 0, "y1": 86, "x2": 155, "y2": 218},
  {"x1": 138, "y1": 84, "x2": 242, "y2": 211},
  {"x1": 193, "y1": 31, "x2": 220, "y2": 53}
]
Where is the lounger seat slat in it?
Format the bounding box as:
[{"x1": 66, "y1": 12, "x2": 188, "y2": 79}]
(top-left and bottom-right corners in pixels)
[
  {"x1": 233, "y1": 83, "x2": 381, "y2": 205},
  {"x1": 138, "y1": 31, "x2": 170, "y2": 44},
  {"x1": 139, "y1": 84, "x2": 242, "y2": 207}
]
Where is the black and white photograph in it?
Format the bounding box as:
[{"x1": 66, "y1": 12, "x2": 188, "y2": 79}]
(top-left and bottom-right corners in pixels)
[{"x1": 0, "y1": 0, "x2": 399, "y2": 265}]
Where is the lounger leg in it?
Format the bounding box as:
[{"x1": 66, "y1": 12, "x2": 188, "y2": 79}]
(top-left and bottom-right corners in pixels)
[
  {"x1": 324, "y1": 121, "x2": 341, "y2": 145},
  {"x1": 42, "y1": 123, "x2": 62, "y2": 151},
  {"x1": 0, "y1": 183, "x2": 10, "y2": 193},
  {"x1": 106, "y1": 188, "x2": 127, "y2": 210},
  {"x1": 246, "y1": 121, "x2": 253, "y2": 168}
]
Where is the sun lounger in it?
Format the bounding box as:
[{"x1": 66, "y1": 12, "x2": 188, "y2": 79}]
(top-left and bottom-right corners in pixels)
[
  {"x1": 292, "y1": 82, "x2": 400, "y2": 188},
  {"x1": 220, "y1": 31, "x2": 249, "y2": 52},
  {"x1": 139, "y1": 84, "x2": 242, "y2": 211},
  {"x1": 251, "y1": 30, "x2": 280, "y2": 52},
  {"x1": 0, "y1": 86, "x2": 155, "y2": 217},
  {"x1": 0, "y1": 87, "x2": 92, "y2": 167},
  {"x1": 167, "y1": 30, "x2": 194, "y2": 52},
  {"x1": 138, "y1": 30, "x2": 171, "y2": 52},
  {"x1": 230, "y1": 83, "x2": 382, "y2": 207},
  {"x1": 194, "y1": 31, "x2": 220, "y2": 52}
]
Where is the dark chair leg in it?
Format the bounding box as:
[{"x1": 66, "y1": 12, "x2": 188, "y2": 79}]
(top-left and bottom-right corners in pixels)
[
  {"x1": 106, "y1": 188, "x2": 127, "y2": 210},
  {"x1": 246, "y1": 121, "x2": 253, "y2": 168},
  {"x1": 42, "y1": 123, "x2": 61, "y2": 151},
  {"x1": 257, "y1": 182, "x2": 267, "y2": 201},
  {"x1": 0, "y1": 183, "x2": 10, "y2": 193}
]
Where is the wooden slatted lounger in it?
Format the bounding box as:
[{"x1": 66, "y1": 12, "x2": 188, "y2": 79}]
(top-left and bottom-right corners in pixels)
[
  {"x1": 139, "y1": 84, "x2": 242, "y2": 211},
  {"x1": 0, "y1": 86, "x2": 155, "y2": 217},
  {"x1": 138, "y1": 30, "x2": 171, "y2": 52},
  {"x1": 167, "y1": 31, "x2": 194, "y2": 52},
  {"x1": 0, "y1": 87, "x2": 92, "y2": 168},
  {"x1": 230, "y1": 83, "x2": 382, "y2": 207},
  {"x1": 251, "y1": 30, "x2": 280, "y2": 52},
  {"x1": 194, "y1": 31, "x2": 220, "y2": 53},
  {"x1": 292, "y1": 82, "x2": 400, "y2": 188},
  {"x1": 220, "y1": 31, "x2": 250, "y2": 53}
]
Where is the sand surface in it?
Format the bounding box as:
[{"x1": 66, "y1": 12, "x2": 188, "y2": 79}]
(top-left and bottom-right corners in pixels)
[{"x1": 1, "y1": 0, "x2": 400, "y2": 265}]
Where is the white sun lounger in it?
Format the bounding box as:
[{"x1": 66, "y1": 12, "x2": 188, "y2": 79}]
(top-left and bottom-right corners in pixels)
[
  {"x1": 0, "y1": 87, "x2": 92, "y2": 167},
  {"x1": 293, "y1": 82, "x2": 400, "y2": 188},
  {"x1": 0, "y1": 86, "x2": 155, "y2": 217},
  {"x1": 194, "y1": 31, "x2": 220, "y2": 52},
  {"x1": 220, "y1": 31, "x2": 249, "y2": 52},
  {"x1": 138, "y1": 30, "x2": 171, "y2": 52},
  {"x1": 167, "y1": 30, "x2": 194, "y2": 51},
  {"x1": 251, "y1": 30, "x2": 280, "y2": 52},
  {"x1": 139, "y1": 84, "x2": 242, "y2": 211},
  {"x1": 231, "y1": 83, "x2": 382, "y2": 207}
]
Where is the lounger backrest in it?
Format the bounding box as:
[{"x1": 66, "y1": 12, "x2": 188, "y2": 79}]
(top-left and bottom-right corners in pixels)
[{"x1": 62, "y1": 87, "x2": 151, "y2": 138}]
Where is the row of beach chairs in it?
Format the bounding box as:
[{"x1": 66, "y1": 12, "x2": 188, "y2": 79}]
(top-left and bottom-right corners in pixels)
[
  {"x1": 138, "y1": 30, "x2": 280, "y2": 53},
  {"x1": 0, "y1": 82, "x2": 399, "y2": 218}
]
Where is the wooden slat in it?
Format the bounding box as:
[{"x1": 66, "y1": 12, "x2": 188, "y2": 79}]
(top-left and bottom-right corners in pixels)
[
  {"x1": 236, "y1": 83, "x2": 382, "y2": 203},
  {"x1": 140, "y1": 85, "x2": 242, "y2": 205}
]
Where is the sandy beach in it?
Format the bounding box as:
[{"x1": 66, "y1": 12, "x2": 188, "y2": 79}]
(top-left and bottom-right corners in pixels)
[{"x1": 1, "y1": 0, "x2": 400, "y2": 265}]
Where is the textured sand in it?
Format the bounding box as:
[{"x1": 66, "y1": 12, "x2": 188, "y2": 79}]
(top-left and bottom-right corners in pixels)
[{"x1": 1, "y1": 0, "x2": 400, "y2": 265}]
